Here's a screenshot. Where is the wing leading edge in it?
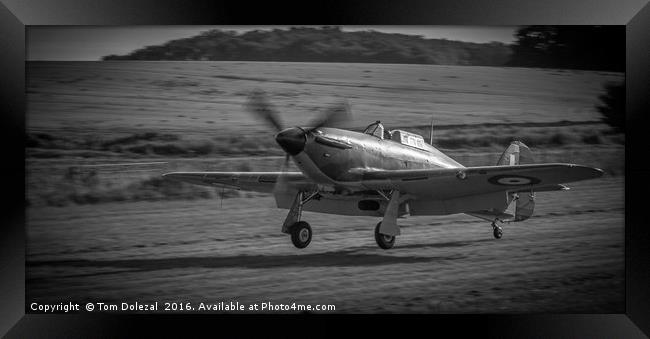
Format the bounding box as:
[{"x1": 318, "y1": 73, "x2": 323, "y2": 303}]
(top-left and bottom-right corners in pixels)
[
  {"x1": 163, "y1": 163, "x2": 602, "y2": 200},
  {"x1": 162, "y1": 172, "x2": 315, "y2": 193}
]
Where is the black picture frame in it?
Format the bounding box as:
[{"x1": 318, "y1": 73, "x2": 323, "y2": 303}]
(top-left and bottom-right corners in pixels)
[{"x1": 1, "y1": 0, "x2": 649, "y2": 337}]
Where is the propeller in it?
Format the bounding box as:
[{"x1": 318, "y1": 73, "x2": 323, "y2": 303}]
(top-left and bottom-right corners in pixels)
[
  {"x1": 304, "y1": 100, "x2": 352, "y2": 133},
  {"x1": 244, "y1": 90, "x2": 353, "y2": 201},
  {"x1": 245, "y1": 90, "x2": 352, "y2": 135},
  {"x1": 245, "y1": 90, "x2": 284, "y2": 132},
  {"x1": 273, "y1": 153, "x2": 291, "y2": 199}
]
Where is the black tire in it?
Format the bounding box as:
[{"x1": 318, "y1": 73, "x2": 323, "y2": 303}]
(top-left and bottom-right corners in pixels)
[
  {"x1": 493, "y1": 227, "x2": 503, "y2": 239},
  {"x1": 374, "y1": 222, "x2": 395, "y2": 250},
  {"x1": 290, "y1": 221, "x2": 312, "y2": 249}
]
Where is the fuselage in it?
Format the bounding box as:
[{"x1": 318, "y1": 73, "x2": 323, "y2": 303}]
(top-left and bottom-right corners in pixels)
[{"x1": 279, "y1": 127, "x2": 464, "y2": 186}]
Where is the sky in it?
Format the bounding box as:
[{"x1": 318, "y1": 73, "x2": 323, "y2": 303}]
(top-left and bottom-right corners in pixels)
[{"x1": 27, "y1": 26, "x2": 519, "y2": 61}]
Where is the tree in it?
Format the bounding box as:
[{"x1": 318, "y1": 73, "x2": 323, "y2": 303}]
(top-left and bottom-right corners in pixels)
[
  {"x1": 508, "y1": 26, "x2": 624, "y2": 71},
  {"x1": 100, "y1": 26, "x2": 511, "y2": 66},
  {"x1": 597, "y1": 82, "x2": 625, "y2": 132}
]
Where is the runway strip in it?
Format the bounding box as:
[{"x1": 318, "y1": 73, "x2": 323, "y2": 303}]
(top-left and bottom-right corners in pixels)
[{"x1": 26, "y1": 177, "x2": 624, "y2": 313}]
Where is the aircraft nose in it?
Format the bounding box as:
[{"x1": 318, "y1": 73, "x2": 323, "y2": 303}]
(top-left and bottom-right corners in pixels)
[{"x1": 275, "y1": 127, "x2": 306, "y2": 155}]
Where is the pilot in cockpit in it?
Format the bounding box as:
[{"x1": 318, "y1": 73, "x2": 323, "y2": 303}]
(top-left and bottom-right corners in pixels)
[{"x1": 363, "y1": 121, "x2": 390, "y2": 139}]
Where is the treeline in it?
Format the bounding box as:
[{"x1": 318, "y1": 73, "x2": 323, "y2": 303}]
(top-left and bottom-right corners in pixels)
[
  {"x1": 103, "y1": 26, "x2": 625, "y2": 72},
  {"x1": 103, "y1": 26, "x2": 512, "y2": 66},
  {"x1": 508, "y1": 26, "x2": 624, "y2": 72}
]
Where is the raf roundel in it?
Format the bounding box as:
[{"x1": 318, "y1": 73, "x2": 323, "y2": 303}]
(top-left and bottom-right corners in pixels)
[{"x1": 488, "y1": 174, "x2": 541, "y2": 186}]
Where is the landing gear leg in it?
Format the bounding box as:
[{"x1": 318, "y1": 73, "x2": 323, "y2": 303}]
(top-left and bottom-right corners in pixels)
[
  {"x1": 374, "y1": 190, "x2": 401, "y2": 249},
  {"x1": 282, "y1": 191, "x2": 319, "y2": 249},
  {"x1": 492, "y1": 220, "x2": 503, "y2": 239}
]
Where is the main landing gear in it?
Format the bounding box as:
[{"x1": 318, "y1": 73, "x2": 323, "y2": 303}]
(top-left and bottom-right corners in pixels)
[
  {"x1": 374, "y1": 222, "x2": 396, "y2": 249},
  {"x1": 372, "y1": 189, "x2": 401, "y2": 250},
  {"x1": 289, "y1": 221, "x2": 312, "y2": 248},
  {"x1": 281, "y1": 189, "x2": 404, "y2": 249},
  {"x1": 282, "y1": 191, "x2": 320, "y2": 249}
]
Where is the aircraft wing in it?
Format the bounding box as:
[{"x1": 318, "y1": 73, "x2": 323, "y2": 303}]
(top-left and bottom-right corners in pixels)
[
  {"x1": 162, "y1": 172, "x2": 316, "y2": 193},
  {"x1": 357, "y1": 163, "x2": 603, "y2": 200}
]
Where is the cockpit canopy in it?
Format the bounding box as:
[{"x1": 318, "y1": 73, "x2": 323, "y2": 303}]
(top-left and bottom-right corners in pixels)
[
  {"x1": 363, "y1": 121, "x2": 428, "y2": 150},
  {"x1": 391, "y1": 130, "x2": 427, "y2": 149},
  {"x1": 363, "y1": 121, "x2": 385, "y2": 139}
]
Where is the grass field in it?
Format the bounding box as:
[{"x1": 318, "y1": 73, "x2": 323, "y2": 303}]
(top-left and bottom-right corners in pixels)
[
  {"x1": 26, "y1": 61, "x2": 625, "y2": 313},
  {"x1": 27, "y1": 61, "x2": 623, "y2": 133},
  {"x1": 26, "y1": 61, "x2": 624, "y2": 207}
]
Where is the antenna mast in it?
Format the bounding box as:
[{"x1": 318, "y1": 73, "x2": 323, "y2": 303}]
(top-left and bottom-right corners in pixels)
[{"x1": 429, "y1": 117, "x2": 434, "y2": 145}]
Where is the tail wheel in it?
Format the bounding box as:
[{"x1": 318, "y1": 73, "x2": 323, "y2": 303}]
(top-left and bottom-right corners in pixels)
[
  {"x1": 493, "y1": 226, "x2": 503, "y2": 239},
  {"x1": 290, "y1": 221, "x2": 312, "y2": 249},
  {"x1": 374, "y1": 222, "x2": 395, "y2": 250}
]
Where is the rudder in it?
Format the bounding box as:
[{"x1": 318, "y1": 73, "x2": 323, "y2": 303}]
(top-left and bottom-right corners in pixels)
[
  {"x1": 498, "y1": 141, "x2": 536, "y2": 222},
  {"x1": 497, "y1": 140, "x2": 535, "y2": 166}
]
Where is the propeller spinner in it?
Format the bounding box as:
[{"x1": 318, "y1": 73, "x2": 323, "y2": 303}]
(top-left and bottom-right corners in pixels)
[{"x1": 275, "y1": 127, "x2": 307, "y2": 155}]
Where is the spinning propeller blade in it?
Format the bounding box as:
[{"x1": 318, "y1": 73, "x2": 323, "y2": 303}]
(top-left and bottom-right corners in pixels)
[
  {"x1": 305, "y1": 100, "x2": 352, "y2": 133},
  {"x1": 245, "y1": 90, "x2": 352, "y2": 135},
  {"x1": 245, "y1": 90, "x2": 284, "y2": 132},
  {"x1": 272, "y1": 154, "x2": 291, "y2": 201}
]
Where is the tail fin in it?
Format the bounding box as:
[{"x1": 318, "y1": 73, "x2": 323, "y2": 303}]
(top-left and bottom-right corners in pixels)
[{"x1": 497, "y1": 140, "x2": 535, "y2": 166}]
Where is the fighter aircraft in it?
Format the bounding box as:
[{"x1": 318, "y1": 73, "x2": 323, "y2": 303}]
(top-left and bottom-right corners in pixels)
[{"x1": 163, "y1": 91, "x2": 604, "y2": 249}]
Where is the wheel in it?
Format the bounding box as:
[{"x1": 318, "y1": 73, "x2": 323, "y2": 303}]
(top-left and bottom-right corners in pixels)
[
  {"x1": 290, "y1": 221, "x2": 312, "y2": 249},
  {"x1": 493, "y1": 226, "x2": 503, "y2": 239},
  {"x1": 374, "y1": 222, "x2": 395, "y2": 250}
]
